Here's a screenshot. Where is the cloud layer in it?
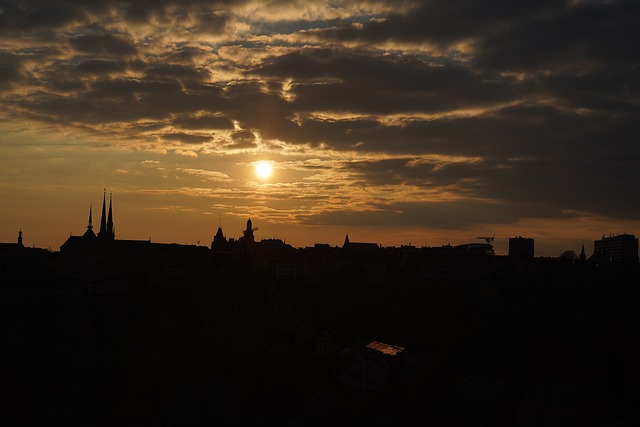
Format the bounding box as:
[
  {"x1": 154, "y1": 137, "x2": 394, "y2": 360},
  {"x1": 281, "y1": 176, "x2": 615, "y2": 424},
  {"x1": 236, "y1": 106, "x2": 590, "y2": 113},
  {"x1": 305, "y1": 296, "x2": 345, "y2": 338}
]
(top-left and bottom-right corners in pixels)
[{"x1": 1, "y1": 0, "x2": 639, "y2": 251}]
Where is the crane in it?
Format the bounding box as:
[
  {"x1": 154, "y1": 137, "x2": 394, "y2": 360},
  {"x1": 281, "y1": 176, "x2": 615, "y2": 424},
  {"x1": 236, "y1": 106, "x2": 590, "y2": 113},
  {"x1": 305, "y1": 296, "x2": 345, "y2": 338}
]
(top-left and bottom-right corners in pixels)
[{"x1": 477, "y1": 236, "x2": 494, "y2": 245}]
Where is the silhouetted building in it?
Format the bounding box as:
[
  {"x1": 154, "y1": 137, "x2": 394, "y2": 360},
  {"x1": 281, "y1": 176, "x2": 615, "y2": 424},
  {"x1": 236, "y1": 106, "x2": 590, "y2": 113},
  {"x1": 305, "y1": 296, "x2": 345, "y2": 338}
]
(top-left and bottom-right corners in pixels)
[
  {"x1": 60, "y1": 205, "x2": 100, "y2": 255},
  {"x1": 453, "y1": 242, "x2": 495, "y2": 256},
  {"x1": 579, "y1": 242, "x2": 587, "y2": 263},
  {"x1": 233, "y1": 218, "x2": 257, "y2": 260},
  {"x1": 509, "y1": 236, "x2": 534, "y2": 259},
  {"x1": 338, "y1": 340, "x2": 418, "y2": 391},
  {"x1": 211, "y1": 226, "x2": 228, "y2": 252},
  {"x1": 342, "y1": 233, "x2": 379, "y2": 251},
  {"x1": 0, "y1": 230, "x2": 25, "y2": 253},
  {"x1": 244, "y1": 218, "x2": 255, "y2": 245},
  {"x1": 83, "y1": 207, "x2": 96, "y2": 239},
  {"x1": 418, "y1": 248, "x2": 494, "y2": 281},
  {"x1": 97, "y1": 190, "x2": 115, "y2": 241},
  {"x1": 58, "y1": 190, "x2": 216, "y2": 290},
  {"x1": 593, "y1": 233, "x2": 638, "y2": 263}
]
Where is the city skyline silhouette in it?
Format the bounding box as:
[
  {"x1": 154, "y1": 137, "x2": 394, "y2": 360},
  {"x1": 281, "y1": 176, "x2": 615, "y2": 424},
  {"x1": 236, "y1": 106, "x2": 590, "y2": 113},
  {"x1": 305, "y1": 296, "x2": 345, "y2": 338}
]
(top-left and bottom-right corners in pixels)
[
  {"x1": 2, "y1": 187, "x2": 639, "y2": 426},
  {"x1": 4, "y1": 187, "x2": 640, "y2": 261},
  {"x1": 1, "y1": 1, "x2": 639, "y2": 425},
  {"x1": 1, "y1": 1, "x2": 640, "y2": 258}
]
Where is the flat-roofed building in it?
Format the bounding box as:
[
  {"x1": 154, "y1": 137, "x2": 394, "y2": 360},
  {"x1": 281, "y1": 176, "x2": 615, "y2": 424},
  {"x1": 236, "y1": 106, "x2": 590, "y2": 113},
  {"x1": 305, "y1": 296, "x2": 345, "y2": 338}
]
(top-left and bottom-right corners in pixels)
[
  {"x1": 509, "y1": 236, "x2": 534, "y2": 259},
  {"x1": 593, "y1": 233, "x2": 638, "y2": 263}
]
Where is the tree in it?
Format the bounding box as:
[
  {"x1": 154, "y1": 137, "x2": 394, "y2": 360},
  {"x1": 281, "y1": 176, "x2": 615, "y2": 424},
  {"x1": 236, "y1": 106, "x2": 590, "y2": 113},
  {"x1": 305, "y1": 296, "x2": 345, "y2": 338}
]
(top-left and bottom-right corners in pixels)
[{"x1": 559, "y1": 250, "x2": 578, "y2": 262}]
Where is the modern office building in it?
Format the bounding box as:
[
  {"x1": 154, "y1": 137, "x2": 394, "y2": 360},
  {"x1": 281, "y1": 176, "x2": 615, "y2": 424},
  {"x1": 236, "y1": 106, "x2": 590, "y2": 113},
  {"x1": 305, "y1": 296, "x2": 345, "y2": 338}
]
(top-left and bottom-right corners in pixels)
[
  {"x1": 508, "y1": 236, "x2": 535, "y2": 259},
  {"x1": 593, "y1": 233, "x2": 638, "y2": 263}
]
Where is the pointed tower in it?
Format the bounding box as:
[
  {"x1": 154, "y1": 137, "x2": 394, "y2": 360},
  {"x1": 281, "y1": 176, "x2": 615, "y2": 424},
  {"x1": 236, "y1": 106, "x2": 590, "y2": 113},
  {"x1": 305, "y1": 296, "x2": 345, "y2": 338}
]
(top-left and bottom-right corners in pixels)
[
  {"x1": 98, "y1": 189, "x2": 107, "y2": 238},
  {"x1": 83, "y1": 206, "x2": 97, "y2": 238},
  {"x1": 243, "y1": 218, "x2": 254, "y2": 244},
  {"x1": 17, "y1": 229, "x2": 23, "y2": 247},
  {"x1": 579, "y1": 241, "x2": 587, "y2": 262},
  {"x1": 212, "y1": 227, "x2": 227, "y2": 251},
  {"x1": 343, "y1": 233, "x2": 350, "y2": 248},
  {"x1": 106, "y1": 192, "x2": 115, "y2": 239}
]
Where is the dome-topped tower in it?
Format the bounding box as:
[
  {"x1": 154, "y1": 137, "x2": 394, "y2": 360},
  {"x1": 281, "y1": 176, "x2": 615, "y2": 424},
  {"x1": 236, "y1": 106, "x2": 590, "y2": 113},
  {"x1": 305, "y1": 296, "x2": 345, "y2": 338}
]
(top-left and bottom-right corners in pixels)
[{"x1": 243, "y1": 218, "x2": 254, "y2": 244}]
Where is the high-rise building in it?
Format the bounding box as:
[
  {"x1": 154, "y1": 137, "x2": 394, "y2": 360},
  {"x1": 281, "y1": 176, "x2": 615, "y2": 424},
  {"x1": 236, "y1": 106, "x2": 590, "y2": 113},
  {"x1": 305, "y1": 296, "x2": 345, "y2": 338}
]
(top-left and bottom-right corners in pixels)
[
  {"x1": 509, "y1": 236, "x2": 534, "y2": 259},
  {"x1": 593, "y1": 233, "x2": 638, "y2": 263}
]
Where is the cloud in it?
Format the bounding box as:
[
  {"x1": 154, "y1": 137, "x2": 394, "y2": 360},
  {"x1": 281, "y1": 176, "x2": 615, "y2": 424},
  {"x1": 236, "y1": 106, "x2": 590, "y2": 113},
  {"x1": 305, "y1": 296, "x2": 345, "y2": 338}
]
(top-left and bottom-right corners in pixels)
[
  {"x1": 0, "y1": 52, "x2": 25, "y2": 90},
  {"x1": 76, "y1": 59, "x2": 128, "y2": 74},
  {"x1": 171, "y1": 114, "x2": 234, "y2": 130},
  {"x1": 302, "y1": 199, "x2": 576, "y2": 230},
  {"x1": 69, "y1": 33, "x2": 138, "y2": 56},
  {"x1": 229, "y1": 129, "x2": 257, "y2": 148},
  {"x1": 0, "y1": 1, "x2": 92, "y2": 32},
  {"x1": 161, "y1": 132, "x2": 211, "y2": 144},
  {"x1": 1, "y1": 0, "x2": 639, "y2": 248},
  {"x1": 473, "y1": 0, "x2": 640, "y2": 72}
]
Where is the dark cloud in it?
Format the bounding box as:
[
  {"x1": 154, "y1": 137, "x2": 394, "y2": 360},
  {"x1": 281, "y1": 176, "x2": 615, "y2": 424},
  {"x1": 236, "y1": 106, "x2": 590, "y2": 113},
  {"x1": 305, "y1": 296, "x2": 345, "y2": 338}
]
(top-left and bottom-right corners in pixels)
[
  {"x1": 0, "y1": 52, "x2": 25, "y2": 90},
  {"x1": 277, "y1": 103, "x2": 639, "y2": 160},
  {"x1": 69, "y1": 33, "x2": 137, "y2": 56},
  {"x1": 19, "y1": 78, "x2": 190, "y2": 124},
  {"x1": 229, "y1": 129, "x2": 256, "y2": 148},
  {"x1": 161, "y1": 45, "x2": 215, "y2": 64},
  {"x1": 339, "y1": 149, "x2": 640, "y2": 223},
  {"x1": 90, "y1": 78, "x2": 182, "y2": 98},
  {"x1": 191, "y1": 10, "x2": 230, "y2": 35},
  {"x1": 172, "y1": 115, "x2": 233, "y2": 130},
  {"x1": 76, "y1": 59, "x2": 128, "y2": 74},
  {"x1": 118, "y1": 1, "x2": 239, "y2": 23},
  {"x1": 346, "y1": 158, "x2": 437, "y2": 186},
  {"x1": 144, "y1": 64, "x2": 211, "y2": 81},
  {"x1": 304, "y1": 199, "x2": 573, "y2": 230},
  {"x1": 161, "y1": 132, "x2": 211, "y2": 144},
  {"x1": 250, "y1": 48, "x2": 521, "y2": 115},
  {"x1": 15, "y1": 75, "x2": 229, "y2": 124},
  {"x1": 309, "y1": 0, "x2": 563, "y2": 48},
  {"x1": 0, "y1": 1, "x2": 244, "y2": 32},
  {"x1": 0, "y1": 1, "x2": 92, "y2": 32},
  {"x1": 473, "y1": 0, "x2": 640, "y2": 72}
]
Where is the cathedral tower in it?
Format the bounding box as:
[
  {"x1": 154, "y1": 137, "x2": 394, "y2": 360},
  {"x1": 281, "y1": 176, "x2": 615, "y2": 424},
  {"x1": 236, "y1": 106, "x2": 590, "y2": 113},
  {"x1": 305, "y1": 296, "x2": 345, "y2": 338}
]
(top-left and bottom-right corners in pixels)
[{"x1": 98, "y1": 189, "x2": 115, "y2": 241}]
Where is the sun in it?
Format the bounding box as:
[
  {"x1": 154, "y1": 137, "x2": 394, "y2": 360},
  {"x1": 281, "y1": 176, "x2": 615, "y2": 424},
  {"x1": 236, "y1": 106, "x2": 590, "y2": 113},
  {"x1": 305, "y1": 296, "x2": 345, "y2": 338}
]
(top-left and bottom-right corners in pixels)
[{"x1": 255, "y1": 161, "x2": 273, "y2": 179}]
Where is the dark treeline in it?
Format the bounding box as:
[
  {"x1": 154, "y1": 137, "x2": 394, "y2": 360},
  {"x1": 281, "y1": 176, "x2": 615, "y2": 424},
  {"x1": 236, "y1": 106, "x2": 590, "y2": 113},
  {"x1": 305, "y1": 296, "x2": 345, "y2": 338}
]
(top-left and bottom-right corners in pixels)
[{"x1": 1, "y1": 245, "x2": 639, "y2": 426}]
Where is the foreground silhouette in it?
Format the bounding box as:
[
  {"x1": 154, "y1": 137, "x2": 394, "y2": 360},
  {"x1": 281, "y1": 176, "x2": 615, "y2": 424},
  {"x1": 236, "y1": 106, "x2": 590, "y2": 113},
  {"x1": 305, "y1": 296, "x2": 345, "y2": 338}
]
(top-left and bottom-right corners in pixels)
[{"x1": 1, "y1": 205, "x2": 639, "y2": 425}]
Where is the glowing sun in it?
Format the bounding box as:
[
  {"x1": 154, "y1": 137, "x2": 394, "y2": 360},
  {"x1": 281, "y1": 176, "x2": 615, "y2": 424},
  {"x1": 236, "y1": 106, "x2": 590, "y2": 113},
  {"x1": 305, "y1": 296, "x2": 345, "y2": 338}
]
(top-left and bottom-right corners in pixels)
[{"x1": 255, "y1": 161, "x2": 273, "y2": 179}]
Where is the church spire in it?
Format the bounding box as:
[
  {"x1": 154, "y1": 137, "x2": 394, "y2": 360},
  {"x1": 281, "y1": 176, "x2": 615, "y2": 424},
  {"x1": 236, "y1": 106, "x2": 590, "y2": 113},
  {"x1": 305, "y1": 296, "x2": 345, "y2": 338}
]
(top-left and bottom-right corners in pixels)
[
  {"x1": 106, "y1": 192, "x2": 114, "y2": 239},
  {"x1": 83, "y1": 205, "x2": 97, "y2": 239},
  {"x1": 87, "y1": 205, "x2": 93, "y2": 230},
  {"x1": 99, "y1": 189, "x2": 107, "y2": 237}
]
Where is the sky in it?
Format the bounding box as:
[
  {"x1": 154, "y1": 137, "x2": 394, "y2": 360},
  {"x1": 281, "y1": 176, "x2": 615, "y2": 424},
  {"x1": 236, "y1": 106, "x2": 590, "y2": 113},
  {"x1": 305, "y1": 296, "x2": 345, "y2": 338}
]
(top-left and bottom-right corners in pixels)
[{"x1": 1, "y1": 0, "x2": 639, "y2": 256}]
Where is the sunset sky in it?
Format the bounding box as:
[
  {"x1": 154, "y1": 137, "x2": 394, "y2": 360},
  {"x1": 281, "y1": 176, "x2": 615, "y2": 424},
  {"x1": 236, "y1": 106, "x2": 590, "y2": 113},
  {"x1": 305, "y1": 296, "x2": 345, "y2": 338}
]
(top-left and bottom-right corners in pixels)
[{"x1": 1, "y1": 0, "x2": 639, "y2": 255}]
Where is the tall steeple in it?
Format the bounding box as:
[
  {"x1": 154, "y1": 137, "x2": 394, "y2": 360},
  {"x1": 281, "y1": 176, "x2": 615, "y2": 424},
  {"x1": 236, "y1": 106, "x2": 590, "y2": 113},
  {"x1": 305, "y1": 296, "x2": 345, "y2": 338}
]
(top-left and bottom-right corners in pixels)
[
  {"x1": 17, "y1": 229, "x2": 23, "y2": 247},
  {"x1": 243, "y1": 218, "x2": 254, "y2": 244},
  {"x1": 106, "y1": 192, "x2": 114, "y2": 239},
  {"x1": 87, "y1": 205, "x2": 93, "y2": 230},
  {"x1": 98, "y1": 189, "x2": 107, "y2": 238},
  {"x1": 83, "y1": 205, "x2": 97, "y2": 238},
  {"x1": 579, "y1": 241, "x2": 587, "y2": 262}
]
